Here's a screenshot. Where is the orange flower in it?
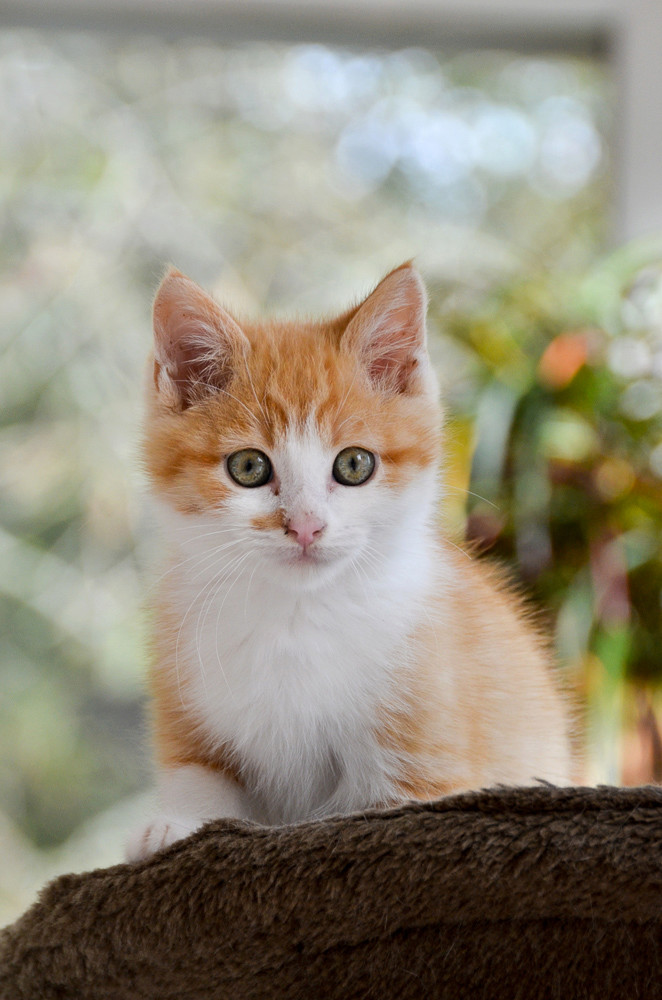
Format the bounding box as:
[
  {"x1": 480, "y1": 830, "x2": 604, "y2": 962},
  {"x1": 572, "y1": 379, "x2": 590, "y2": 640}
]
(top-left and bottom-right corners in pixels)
[{"x1": 538, "y1": 330, "x2": 591, "y2": 389}]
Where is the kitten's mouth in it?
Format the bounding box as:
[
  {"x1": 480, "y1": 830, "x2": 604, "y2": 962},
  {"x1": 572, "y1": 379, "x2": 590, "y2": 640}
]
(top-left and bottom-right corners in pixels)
[
  {"x1": 279, "y1": 543, "x2": 334, "y2": 570},
  {"x1": 275, "y1": 540, "x2": 353, "y2": 580},
  {"x1": 289, "y1": 547, "x2": 325, "y2": 565}
]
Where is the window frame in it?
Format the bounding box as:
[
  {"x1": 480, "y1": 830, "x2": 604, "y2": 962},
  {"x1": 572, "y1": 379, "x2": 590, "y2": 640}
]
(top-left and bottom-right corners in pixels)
[{"x1": 1, "y1": 0, "x2": 661, "y2": 242}]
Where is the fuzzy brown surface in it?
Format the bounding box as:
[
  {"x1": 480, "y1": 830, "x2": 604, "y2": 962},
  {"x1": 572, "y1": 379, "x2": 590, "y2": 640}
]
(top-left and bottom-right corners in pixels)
[{"x1": 1, "y1": 785, "x2": 662, "y2": 1000}]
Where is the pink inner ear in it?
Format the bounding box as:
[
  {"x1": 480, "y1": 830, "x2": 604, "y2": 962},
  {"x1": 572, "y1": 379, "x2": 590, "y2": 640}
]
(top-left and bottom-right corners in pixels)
[
  {"x1": 343, "y1": 263, "x2": 428, "y2": 394},
  {"x1": 152, "y1": 269, "x2": 247, "y2": 408},
  {"x1": 155, "y1": 336, "x2": 216, "y2": 394},
  {"x1": 366, "y1": 340, "x2": 419, "y2": 392}
]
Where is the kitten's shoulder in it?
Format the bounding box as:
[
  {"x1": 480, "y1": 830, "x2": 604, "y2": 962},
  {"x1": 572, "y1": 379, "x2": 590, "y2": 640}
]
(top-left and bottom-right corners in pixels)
[{"x1": 433, "y1": 534, "x2": 544, "y2": 627}]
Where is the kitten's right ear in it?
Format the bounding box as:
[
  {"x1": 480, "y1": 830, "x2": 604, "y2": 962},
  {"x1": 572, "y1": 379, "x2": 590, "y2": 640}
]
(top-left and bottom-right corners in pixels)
[
  {"x1": 341, "y1": 263, "x2": 432, "y2": 396},
  {"x1": 152, "y1": 268, "x2": 248, "y2": 411}
]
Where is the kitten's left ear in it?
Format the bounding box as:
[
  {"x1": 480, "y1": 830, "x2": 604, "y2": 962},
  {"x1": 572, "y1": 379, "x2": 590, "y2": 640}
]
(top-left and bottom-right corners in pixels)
[{"x1": 342, "y1": 263, "x2": 432, "y2": 395}]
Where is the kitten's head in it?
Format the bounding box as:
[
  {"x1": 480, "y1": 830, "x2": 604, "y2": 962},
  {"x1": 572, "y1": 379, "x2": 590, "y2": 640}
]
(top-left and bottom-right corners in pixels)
[{"x1": 145, "y1": 263, "x2": 442, "y2": 589}]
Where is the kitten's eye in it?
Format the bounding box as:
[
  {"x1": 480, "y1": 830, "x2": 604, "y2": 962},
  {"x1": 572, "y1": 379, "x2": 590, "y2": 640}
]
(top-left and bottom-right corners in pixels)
[
  {"x1": 227, "y1": 449, "x2": 272, "y2": 488},
  {"x1": 333, "y1": 447, "x2": 375, "y2": 486}
]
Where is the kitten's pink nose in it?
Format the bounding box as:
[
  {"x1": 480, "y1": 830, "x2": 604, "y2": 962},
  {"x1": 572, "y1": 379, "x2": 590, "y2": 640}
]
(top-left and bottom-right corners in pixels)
[{"x1": 285, "y1": 514, "x2": 326, "y2": 550}]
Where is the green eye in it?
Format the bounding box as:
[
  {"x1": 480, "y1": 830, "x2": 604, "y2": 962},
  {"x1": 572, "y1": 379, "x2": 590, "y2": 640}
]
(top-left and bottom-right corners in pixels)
[
  {"x1": 227, "y1": 449, "x2": 272, "y2": 488},
  {"x1": 333, "y1": 447, "x2": 376, "y2": 486}
]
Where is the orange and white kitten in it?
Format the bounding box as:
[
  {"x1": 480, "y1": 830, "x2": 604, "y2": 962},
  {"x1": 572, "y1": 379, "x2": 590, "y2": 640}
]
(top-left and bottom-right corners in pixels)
[{"x1": 127, "y1": 263, "x2": 571, "y2": 860}]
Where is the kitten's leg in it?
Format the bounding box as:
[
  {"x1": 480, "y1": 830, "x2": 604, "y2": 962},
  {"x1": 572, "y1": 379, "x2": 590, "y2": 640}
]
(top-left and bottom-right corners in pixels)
[{"x1": 126, "y1": 764, "x2": 251, "y2": 862}]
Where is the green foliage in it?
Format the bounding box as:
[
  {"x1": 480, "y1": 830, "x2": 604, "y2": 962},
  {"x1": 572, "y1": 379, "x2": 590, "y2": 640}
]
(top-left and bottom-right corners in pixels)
[{"x1": 435, "y1": 247, "x2": 662, "y2": 776}]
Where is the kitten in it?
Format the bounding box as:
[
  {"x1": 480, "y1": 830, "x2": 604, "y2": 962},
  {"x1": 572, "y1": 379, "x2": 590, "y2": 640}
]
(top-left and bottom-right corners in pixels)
[{"x1": 127, "y1": 263, "x2": 572, "y2": 861}]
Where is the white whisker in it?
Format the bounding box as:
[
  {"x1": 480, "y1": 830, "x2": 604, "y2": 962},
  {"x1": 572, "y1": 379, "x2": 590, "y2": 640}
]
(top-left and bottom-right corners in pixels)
[
  {"x1": 146, "y1": 534, "x2": 251, "y2": 595},
  {"x1": 242, "y1": 351, "x2": 269, "y2": 425},
  {"x1": 445, "y1": 484, "x2": 500, "y2": 510},
  {"x1": 194, "y1": 548, "x2": 253, "y2": 696},
  {"x1": 243, "y1": 561, "x2": 260, "y2": 622},
  {"x1": 216, "y1": 385, "x2": 259, "y2": 423},
  {"x1": 172, "y1": 539, "x2": 253, "y2": 702},
  {"x1": 211, "y1": 550, "x2": 254, "y2": 681}
]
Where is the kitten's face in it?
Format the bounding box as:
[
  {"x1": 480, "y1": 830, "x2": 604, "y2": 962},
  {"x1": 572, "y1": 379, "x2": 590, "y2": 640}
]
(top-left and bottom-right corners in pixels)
[{"x1": 145, "y1": 265, "x2": 441, "y2": 589}]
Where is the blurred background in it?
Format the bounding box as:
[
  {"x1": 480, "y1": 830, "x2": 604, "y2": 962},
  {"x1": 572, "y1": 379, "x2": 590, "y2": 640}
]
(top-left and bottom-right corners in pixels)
[{"x1": 1, "y1": 0, "x2": 662, "y2": 924}]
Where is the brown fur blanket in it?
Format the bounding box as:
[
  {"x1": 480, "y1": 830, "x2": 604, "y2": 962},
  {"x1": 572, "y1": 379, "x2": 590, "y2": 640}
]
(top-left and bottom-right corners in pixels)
[{"x1": 1, "y1": 785, "x2": 662, "y2": 1000}]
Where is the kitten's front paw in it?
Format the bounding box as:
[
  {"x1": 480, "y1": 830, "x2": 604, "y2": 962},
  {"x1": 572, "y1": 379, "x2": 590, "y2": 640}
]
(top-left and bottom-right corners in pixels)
[{"x1": 126, "y1": 814, "x2": 202, "y2": 862}]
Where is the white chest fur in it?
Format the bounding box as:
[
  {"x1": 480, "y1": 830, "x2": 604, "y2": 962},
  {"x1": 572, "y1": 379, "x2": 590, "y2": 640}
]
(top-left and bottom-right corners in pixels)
[{"x1": 160, "y1": 510, "x2": 436, "y2": 823}]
